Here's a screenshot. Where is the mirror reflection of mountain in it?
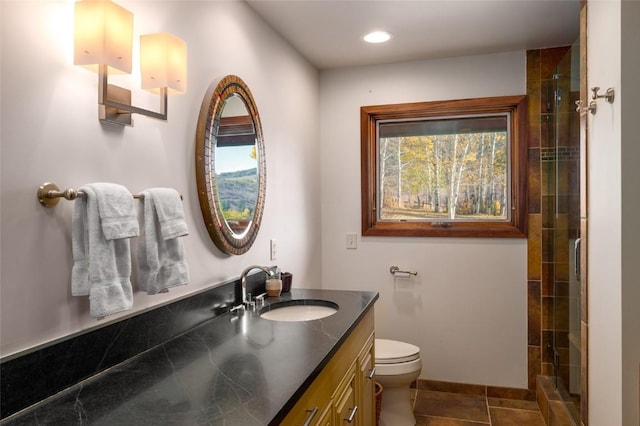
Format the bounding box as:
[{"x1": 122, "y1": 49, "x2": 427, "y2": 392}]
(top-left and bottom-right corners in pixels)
[{"x1": 216, "y1": 168, "x2": 258, "y2": 219}]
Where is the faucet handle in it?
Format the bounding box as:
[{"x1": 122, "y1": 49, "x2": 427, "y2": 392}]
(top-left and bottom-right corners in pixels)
[
  {"x1": 230, "y1": 304, "x2": 245, "y2": 314},
  {"x1": 255, "y1": 292, "x2": 267, "y2": 308}
]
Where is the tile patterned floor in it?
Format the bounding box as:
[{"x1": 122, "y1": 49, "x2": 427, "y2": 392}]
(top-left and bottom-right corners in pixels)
[{"x1": 412, "y1": 389, "x2": 546, "y2": 425}]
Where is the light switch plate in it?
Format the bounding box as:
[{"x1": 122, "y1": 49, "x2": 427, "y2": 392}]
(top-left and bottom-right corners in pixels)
[
  {"x1": 346, "y1": 233, "x2": 357, "y2": 249},
  {"x1": 270, "y1": 239, "x2": 277, "y2": 260}
]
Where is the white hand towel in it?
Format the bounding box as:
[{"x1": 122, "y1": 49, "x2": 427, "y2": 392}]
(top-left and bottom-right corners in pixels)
[
  {"x1": 138, "y1": 188, "x2": 189, "y2": 295},
  {"x1": 71, "y1": 184, "x2": 138, "y2": 318},
  {"x1": 151, "y1": 188, "x2": 188, "y2": 240},
  {"x1": 91, "y1": 183, "x2": 139, "y2": 240}
]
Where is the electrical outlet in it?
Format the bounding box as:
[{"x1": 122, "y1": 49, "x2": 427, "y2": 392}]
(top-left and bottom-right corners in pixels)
[
  {"x1": 270, "y1": 239, "x2": 277, "y2": 261},
  {"x1": 346, "y1": 233, "x2": 357, "y2": 249}
]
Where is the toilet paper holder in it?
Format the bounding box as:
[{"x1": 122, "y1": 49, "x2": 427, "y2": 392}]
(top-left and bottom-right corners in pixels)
[{"x1": 389, "y1": 266, "x2": 417, "y2": 276}]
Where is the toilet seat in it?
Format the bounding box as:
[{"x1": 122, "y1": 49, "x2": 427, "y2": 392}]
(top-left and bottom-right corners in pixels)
[
  {"x1": 375, "y1": 357, "x2": 422, "y2": 376},
  {"x1": 375, "y1": 339, "x2": 420, "y2": 364}
]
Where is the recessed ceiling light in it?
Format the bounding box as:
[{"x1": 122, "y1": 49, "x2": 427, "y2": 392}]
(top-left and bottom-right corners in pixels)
[{"x1": 363, "y1": 31, "x2": 392, "y2": 44}]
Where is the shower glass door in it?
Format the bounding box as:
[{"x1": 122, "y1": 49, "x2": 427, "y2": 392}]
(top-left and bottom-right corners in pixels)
[{"x1": 551, "y1": 40, "x2": 581, "y2": 423}]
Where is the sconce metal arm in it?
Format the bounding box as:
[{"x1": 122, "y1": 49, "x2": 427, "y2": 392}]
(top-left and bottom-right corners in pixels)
[{"x1": 98, "y1": 65, "x2": 167, "y2": 126}]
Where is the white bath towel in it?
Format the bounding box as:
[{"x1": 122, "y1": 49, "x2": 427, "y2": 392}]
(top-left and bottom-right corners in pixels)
[
  {"x1": 71, "y1": 183, "x2": 139, "y2": 318},
  {"x1": 138, "y1": 188, "x2": 189, "y2": 295}
]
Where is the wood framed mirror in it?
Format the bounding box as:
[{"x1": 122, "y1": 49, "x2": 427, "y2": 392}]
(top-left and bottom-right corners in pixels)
[{"x1": 196, "y1": 75, "x2": 266, "y2": 255}]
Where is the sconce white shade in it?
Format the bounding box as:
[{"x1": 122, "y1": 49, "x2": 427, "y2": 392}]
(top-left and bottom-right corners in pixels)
[
  {"x1": 73, "y1": 0, "x2": 187, "y2": 125},
  {"x1": 74, "y1": 0, "x2": 133, "y2": 74},
  {"x1": 140, "y1": 33, "x2": 187, "y2": 94}
]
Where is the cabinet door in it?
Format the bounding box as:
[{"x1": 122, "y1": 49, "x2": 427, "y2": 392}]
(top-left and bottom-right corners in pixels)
[
  {"x1": 358, "y1": 345, "x2": 375, "y2": 426},
  {"x1": 314, "y1": 404, "x2": 332, "y2": 426},
  {"x1": 335, "y1": 368, "x2": 358, "y2": 426}
]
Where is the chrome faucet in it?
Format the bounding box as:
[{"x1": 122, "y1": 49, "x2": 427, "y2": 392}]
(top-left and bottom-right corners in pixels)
[{"x1": 240, "y1": 265, "x2": 273, "y2": 307}]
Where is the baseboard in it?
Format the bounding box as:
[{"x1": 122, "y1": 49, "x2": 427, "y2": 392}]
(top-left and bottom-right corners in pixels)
[{"x1": 413, "y1": 378, "x2": 537, "y2": 401}]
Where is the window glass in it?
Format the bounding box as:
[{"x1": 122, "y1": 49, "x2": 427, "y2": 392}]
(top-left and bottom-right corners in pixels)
[{"x1": 377, "y1": 114, "x2": 509, "y2": 222}]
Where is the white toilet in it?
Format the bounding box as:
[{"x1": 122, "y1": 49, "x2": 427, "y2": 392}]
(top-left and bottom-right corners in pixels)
[{"x1": 375, "y1": 338, "x2": 422, "y2": 426}]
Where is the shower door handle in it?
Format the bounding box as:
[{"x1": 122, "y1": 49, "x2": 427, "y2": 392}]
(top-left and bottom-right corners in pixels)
[{"x1": 574, "y1": 238, "x2": 581, "y2": 281}]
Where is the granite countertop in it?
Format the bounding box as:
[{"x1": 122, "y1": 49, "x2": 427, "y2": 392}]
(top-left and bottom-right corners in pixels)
[{"x1": 2, "y1": 289, "x2": 378, "y2": 425}]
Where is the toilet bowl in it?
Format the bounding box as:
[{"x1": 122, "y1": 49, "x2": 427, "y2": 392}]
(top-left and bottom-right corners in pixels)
[{"x1": 375, "y1": 339, "x2": 422, "y2": 426}]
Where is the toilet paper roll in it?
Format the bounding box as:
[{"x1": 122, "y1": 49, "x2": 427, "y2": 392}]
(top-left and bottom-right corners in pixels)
[{"x1": 393, "y1": 271, "x2": 412, "y2": 278}]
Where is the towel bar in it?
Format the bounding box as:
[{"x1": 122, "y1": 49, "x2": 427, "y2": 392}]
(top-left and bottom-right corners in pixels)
[{"x1": 37, "y1": 182, "x2": 181, "y2": 208}]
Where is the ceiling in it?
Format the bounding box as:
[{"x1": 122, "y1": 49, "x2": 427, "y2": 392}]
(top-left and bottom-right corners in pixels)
[{"x1": 246, "y1": 0, "x2": 581, "y2": 70}]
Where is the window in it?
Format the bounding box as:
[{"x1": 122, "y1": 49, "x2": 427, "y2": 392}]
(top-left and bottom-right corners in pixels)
[{"x1": 360, "y1": 95, "x2": 527, "y2": 238}]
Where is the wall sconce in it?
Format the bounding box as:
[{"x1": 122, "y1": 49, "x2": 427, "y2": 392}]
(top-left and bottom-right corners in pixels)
[{"x1": 74, "y1": 0, "x2": 187, "y2": 126}]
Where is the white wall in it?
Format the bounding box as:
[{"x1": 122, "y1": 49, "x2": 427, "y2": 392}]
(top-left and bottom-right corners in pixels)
[
  {"x1": 319, "y1": 52, "x2": 529, "y2": 388},
  {"x1": 0, "y1": 1, "x2": 320, "y2": 357},
  {"x1": 588, "y1": 1, "x2": 640, "y2": 424},
  {"x1": 587, "y1": 2, "x2": 622, "y2": 422}
]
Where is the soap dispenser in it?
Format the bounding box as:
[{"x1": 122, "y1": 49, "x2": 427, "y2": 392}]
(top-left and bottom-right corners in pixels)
[{"x1": 265, "y1": 267, "x2": 282, "y2": 297}]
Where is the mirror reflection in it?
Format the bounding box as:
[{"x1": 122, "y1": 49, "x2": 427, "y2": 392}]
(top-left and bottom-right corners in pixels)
[
  {"x1": 215, "y1": 95, "x2": 258, "y2": 237},
  {"x1": 196, "y1": 75, "x2": 266, "y2": 255}
]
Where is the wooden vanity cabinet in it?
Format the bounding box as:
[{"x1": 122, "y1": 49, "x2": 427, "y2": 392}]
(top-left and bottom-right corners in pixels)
[
  {"x1": 334, "y1": 363, "x2": 357, "y2": 425},
  {"x1": 356, "y1": 333, "x2": 376, "y2": 426},
  {"x1": 280, "y1": 308, "x2": 375, "y2": 426}
]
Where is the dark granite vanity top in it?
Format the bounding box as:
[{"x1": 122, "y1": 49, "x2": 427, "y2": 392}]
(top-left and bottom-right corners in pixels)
[{"x1": 1, "y1": 289, "x2": 377, "y2": 425}]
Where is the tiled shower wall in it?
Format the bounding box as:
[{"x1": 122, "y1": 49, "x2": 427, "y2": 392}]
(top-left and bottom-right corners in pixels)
[{"x1": 526, "y1": 46, "x2": 580, "y2": 390}]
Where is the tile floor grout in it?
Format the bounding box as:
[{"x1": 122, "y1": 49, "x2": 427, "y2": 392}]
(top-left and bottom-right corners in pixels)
[
  {"x1": 411, "y1": 388, "x2": 547, "y2": 425},
  {"x1": 484, "y1": 395, "x2": 492, "y2": 425}
]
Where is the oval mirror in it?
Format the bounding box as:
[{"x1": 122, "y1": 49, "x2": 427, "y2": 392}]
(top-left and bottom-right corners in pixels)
[{"x1": 196, "y1": 75, "x2": 266, "y2": 255}]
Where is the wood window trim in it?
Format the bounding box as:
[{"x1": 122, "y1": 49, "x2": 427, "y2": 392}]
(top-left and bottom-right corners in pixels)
[{"x1": 360, "y1": 95, "x2": 528, "y2": 238}]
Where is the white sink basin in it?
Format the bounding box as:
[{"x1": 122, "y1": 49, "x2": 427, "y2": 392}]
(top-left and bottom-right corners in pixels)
[{"x1": 260, "y1": 302, "x2": 338, "y2": 322}]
